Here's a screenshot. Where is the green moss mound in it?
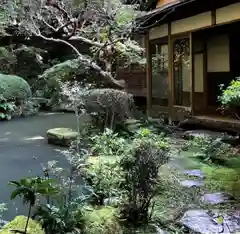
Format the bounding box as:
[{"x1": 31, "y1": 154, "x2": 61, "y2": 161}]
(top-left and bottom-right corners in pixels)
[
  {"x1": 202, "y1": 165, "x2": 240, "y2": 198},
  {"x1": 0, "y1": 73, "x2": 31, "y2": 101},
  {"x1": 0, "y1": 216, "x2": 44, "y2": 234},
  {"x1": 83, "y1": 206, "x2": 122, "y2": 234},
  {"x1": 47, "y1": 128, "x2": 79, "y2": 146}
]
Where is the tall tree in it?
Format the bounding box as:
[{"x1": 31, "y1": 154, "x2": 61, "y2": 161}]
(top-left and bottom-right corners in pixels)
[{"x1": 4, "y1": 0, "x2": 146, "y2": 88}]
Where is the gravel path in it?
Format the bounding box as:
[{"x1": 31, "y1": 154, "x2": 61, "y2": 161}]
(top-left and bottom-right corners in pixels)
[{"x1": 0, "y1": 112, "x2": 77, "y2": 220}]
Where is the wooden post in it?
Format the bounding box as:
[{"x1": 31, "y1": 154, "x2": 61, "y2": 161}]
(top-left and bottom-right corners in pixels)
[
  {"x1": 203, "y1": 39, "x2": 208, "y2": 112},
  {"x1": 168, "y1": 23, "x2": 173, "y2": 124},
  {"x1": 145, "y1": 32, "x2": 152, "y2": 117},
  {"x1": 189, "y1": 32, "x2": 195, "y2": 115}
]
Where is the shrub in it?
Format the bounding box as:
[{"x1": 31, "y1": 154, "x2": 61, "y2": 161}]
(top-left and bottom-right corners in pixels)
[
  {"x1": 0, "y1": 73, "x2": 31, "y2": 102},
  {"x1": 90, "y1": 128, "x2": 127, "y2": 157},
  {"x1": 80, "y1": 89, "x2": 136, "y2": 131},
  {"x1": 83, "y1": 206, "x2": 122, "y2": 234},
  {"x1": 0, "y1": 216, "x2": 44, "y2": 234},
  {"x1": 119, "y1": 129, "x2": 169, "y2": 225},
  {"x1": 0, "y1": 96, "x2": 16, "y2": 120},
  {"x1": 187, "y1": 136, "x2": 235, "y2": 164},
  {"x1": 219, "y1": 78, "x2": 240, "y2": 108},
  {"x1": 85, "y1": 157, "x2": 123, "y2": 205},
  {"x1": 0, "y1": 47, "x2": 16, "y2": 74}
]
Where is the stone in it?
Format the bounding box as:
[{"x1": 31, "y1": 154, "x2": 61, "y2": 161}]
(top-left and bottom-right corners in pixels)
[
  {"x1": 184, "y1": 169, "x2": 205, "y2": 179},
  {"x1": 183, "y1": 130, "x2": 239, "y2": 146},
  {"x1": 46, "y1": 128, "x2": 79, "y2": 147},
  {"x1": 103, "y1": 196, "x2": 120, "y2": 207},
  {"x1": 183, "y1": 130, "x2": 223, "y2": 140},
  {"x1": 180, "y1": 209, "x2": 240, "y2": 234},
  {"x1": 180, "y1": 180, "x2": 203, "y2": 188},
  {"x1": 200, "y1": 192, "x2": 232, "y2": 205}
]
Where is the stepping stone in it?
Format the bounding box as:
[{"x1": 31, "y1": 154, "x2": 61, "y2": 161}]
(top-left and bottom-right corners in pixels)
[
  {"x1": 183, "y1": 130, "x2": 223, "y2": 140},
  {"x1": 46, "y1": 128, "x2": 79, "y2": 147},
  {"x1": 184, "y1": 169, "x2": 205, "y2": 179},
  {"x1": 180, "y1": 180, "x2": 203, "y2": 188},
  {"x1": 200, "y1": 192, "x2": 232, "y2": 205},
  {"x1": 180, "y1": 209, "x2": 240, "y2": 234}
]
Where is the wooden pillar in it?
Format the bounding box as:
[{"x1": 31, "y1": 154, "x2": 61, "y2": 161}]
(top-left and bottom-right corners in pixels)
[
  {"x1": 168, "y1": 23, "x2": 173, "y2": 124},
  {"x1": 203, "y1": 39, "x2": 208, "y2": 111},
  {"x1": 189, "y1": 32, "x2": 195, "y2": 115},
  {"x1": 145, "y1": 32, "x2": 152, "y2": 117}
]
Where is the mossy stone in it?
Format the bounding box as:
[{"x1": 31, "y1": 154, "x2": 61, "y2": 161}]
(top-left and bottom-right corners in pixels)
[
  {"x1": 0, "y1": 216, "x2": 44, "y2": 234},
  {"x1": 47, "y1": 127, "x2": 79, "y2": 146}
]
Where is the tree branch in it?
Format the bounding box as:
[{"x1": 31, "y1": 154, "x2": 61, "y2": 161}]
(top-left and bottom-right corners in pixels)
[{"x1": 34, "y1": 32, "x2": 125, "y2": 89}]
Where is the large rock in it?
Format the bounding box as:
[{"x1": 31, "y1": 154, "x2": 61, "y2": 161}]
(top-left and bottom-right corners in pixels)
[
  {"x1": 180, "y1": 209, "x2": 240, "y2": 234},
  {"x1": 47, "y1": 128, "x2": 79, "y2": 146}
]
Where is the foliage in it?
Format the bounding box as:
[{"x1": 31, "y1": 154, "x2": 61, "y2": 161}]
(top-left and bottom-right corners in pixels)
[
  {"x1": 0, "y1": 73, "x2": 31, "y2": 102},
  {"x1": 32, "y1": 160, "x2": 92, "y2": 234},
  {"x1": 0, "y1": 45, "x2": 50, "y2": 93},
  {"x1": 119, "y1": 129, "x2": 169, "y2": 225},
  {"x1": 187, "y1": 136, "x2": 235, "y2": 164},
  {"x1": 124, "y1": 118, "x2": 172, "y2": 136},
  {"x1": 0, "y1": 47, "x2": 16, "y2": 74},
  {"x1": 91, "y1": 128, "x2": 127, "y2": 157},
  {"x1": 5, "y1": 0, "x2": 145, "y2": 89},
  {"x1": 0, "y1": 96, "x2": 16, "y2": 120},
  {"x1": 13, "y1": 45, "x2": 49, "y2": 91},
  {"x1": 21, "y1": 100, "x2": 39, "y2": 117},
  {"x1": 39, "y1": 59, "x2": 90, "y2": 105},
  {"x1": 80, "y1": 89, "x2": 136, "y2": 131},
  {"x1": 85, "y1": 157, "x2": 123, "y2": 205},
  {"x1": 219, "y1": 78, "x2": 240, "y2": 108},
  {"x1": 83, "y1": 206, "x2": 122, "y2": 234},
  {"x1": 202, "y1": 165, "x2": 240, "y2": 199},
  {"x1": 0, "y1": 216, "x2": 44, "y2": 234},
  {"x1": 9, "y1": 177, "x2": 58, "y2": 234}
]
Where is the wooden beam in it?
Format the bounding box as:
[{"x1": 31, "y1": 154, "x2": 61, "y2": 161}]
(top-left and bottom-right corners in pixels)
[
  {"x1": 145, "y1": 32, "x2": 152, "y2": 117},
  {"x1": 168, "y1": 22, "x2": 173, "y2": 124},
  {"x1": 189, "y1": 32, "x2": 195, "y2": 115},
  {"x1": 211, "y1": 10, "x2": 216, "y2": 26}
]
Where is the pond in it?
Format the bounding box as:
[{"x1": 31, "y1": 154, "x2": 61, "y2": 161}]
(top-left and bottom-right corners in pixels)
[{"x1": 0, "y1": 112, "x2": 78, "y2": 220}]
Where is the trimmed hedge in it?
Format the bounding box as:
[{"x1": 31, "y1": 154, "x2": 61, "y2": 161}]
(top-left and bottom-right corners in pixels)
[{"x1": 0, "y1": 73, "x2": 31, "y2": 101}]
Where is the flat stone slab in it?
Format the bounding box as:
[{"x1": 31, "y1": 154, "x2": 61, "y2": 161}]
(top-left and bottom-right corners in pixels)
[
  {"x1": 180, "y1": 180, "x2": 203, "y2": 188},
  {"x1": 184, "y1": 169, "x2": 205, "y2": 179},
  {"x1": 200, "y1": 192, "x2": 232, "y2": 205},
  {"x1": 180, "y1": 209, "x2": 240, "y2": 234},
  {"x1": 183, "y1": 130, "x2": 223, "y2": 140},
  {"x1": 46, "y1": 128, "x2": 79, "y2": 147}
]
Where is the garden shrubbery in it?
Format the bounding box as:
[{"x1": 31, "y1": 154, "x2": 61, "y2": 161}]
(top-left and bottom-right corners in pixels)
[
  {"x1": 0, "y1": 73, "x2": 33, "y2": 120},
  {"x1": 0, "y1": 73, "x2": 31, "y2": 102}
]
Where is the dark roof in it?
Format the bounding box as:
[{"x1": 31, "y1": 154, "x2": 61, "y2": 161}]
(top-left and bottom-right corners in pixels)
[
  {"x1": 136, "y1": 0, "x2": 195, "y2": 30},
  {"x1": 137, "y1": 0, "x2": 240, "y2": 31}
]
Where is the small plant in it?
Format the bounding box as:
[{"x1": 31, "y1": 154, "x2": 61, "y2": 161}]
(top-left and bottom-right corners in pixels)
[
  {"x1": 9, "y1": 177, "x2": 58, "y2": 234},
  {"x1": 119, "y1": 130, "x2": 169, "y2": 225},
  {"x1": 90, "y1": 128, "x2": 127, "y2": 157},
  {"x1": 85, "y1": 158, "x2": 123, "y2": 205},
  {"x1": 187, "y1": 136, "x2": 235, "y2": 164},
  {"x1": 33, "y1": 160, "x2": 92, "y2": 234},
  {"x1": 0, "y1": 99, "x2": 16, "y2": 120},
  {"x1": 219, "y1": 78, "x2": 240, "y2": 118}
]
